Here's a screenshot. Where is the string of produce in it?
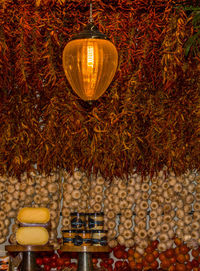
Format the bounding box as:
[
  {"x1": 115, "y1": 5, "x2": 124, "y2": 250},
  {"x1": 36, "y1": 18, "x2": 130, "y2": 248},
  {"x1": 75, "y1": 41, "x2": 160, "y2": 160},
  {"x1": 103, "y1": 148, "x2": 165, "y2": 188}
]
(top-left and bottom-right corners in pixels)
[
  {"x1": 1, "y1": 170, "x2": 200, "y2": 253},
  {"x1": 0, "y1": 0, "x2": 199, "y2": 179}
]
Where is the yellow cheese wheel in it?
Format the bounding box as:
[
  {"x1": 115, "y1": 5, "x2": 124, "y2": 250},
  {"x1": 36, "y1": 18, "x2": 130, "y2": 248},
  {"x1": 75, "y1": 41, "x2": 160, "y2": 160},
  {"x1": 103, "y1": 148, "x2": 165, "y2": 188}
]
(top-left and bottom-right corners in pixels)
[
  {"x1": 17, "y1": 207, "x2": 50, "y2": 224},
  {"x1": 16, "y1": 227, "x2": 49, "y2": 245}
]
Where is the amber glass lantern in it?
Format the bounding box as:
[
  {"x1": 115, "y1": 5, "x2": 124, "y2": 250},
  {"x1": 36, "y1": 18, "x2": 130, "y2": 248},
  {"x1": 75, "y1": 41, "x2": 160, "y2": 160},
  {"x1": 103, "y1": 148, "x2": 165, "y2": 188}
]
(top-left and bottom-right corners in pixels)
[{"x1": 63, "y1": 22, "x2": 118, "y2": 101}]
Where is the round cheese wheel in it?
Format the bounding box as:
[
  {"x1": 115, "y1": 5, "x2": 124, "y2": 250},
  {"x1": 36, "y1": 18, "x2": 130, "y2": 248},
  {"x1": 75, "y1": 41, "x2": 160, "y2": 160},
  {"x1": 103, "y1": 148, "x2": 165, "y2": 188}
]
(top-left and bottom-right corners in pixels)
[
  {"x1": 17, "y1": 207, "x2": 50, "y2": 224},
  {"x1": 16, "y1": 227, "x2": 49, "y2": 246}
]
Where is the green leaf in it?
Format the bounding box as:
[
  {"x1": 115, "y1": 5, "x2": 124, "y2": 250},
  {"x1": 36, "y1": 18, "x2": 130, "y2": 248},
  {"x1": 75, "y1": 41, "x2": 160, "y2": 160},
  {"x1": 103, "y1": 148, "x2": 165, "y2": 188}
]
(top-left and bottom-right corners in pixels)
[
  {"x1": 192, "y1": 12, "x2": 200, "y2": 27},
  {"x1": 185, "y1": 30, "x2": 200, "y2": 56},
  {"x1": 183, "y1": 6, "x2": 200, "y2": 11}
]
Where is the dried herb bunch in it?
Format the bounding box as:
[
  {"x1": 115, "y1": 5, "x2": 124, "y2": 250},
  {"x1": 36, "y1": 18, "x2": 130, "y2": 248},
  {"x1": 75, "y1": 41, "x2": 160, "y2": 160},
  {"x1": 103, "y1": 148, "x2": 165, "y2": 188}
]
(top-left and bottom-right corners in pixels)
[{"x1": 0, "y1": 0, "x2": 199, "y2": 179}]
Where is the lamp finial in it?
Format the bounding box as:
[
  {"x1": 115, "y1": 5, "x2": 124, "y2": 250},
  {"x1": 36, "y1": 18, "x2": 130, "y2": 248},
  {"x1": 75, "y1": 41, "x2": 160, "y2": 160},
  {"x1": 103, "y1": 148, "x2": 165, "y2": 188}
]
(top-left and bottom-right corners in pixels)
[{"x1": 89, "y1": 2, "x2": 94, "y2": 23}]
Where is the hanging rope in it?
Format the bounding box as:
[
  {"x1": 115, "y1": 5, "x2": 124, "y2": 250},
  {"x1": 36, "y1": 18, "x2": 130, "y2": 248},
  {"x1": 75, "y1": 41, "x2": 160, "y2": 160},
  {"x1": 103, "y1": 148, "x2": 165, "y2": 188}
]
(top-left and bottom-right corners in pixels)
[{"x1": 89, "y1": 2, "x2": 94, "y2": 23}]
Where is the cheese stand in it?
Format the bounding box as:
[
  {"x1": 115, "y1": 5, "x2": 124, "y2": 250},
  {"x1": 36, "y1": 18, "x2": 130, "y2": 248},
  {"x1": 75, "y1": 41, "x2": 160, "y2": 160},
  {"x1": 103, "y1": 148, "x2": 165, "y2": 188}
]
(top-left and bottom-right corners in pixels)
[
  {"x1": 5, "y1": 245, "x2": 53, "y2": 271},
  {"x1": 5, "y1": 208, "x2": 53, "y2": 270},
  {"x1": 61, "y1": 245, "x2": 110, "y2": 271}
]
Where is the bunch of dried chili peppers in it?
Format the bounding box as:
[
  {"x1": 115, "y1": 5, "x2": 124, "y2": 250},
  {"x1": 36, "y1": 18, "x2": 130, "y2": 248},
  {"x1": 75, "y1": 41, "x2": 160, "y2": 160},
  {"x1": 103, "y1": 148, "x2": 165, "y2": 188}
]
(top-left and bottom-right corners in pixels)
[{"x1": 0, "y1": 0, "x2": 199, "y2": 179}]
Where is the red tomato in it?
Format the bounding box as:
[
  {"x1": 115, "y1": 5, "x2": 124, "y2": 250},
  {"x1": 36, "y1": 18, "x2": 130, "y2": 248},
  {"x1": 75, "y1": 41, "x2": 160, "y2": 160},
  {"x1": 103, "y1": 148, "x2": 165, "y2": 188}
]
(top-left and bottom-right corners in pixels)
[
  {"x1": 64, "y1": 259, "x2": 71, "y2": 267},
  {"x1": 151, "y1": 260, "x2": 158, "y2": 269},
  {"x1": 180, "y1": 245, "x2": 190, "y2": 255},
  {"x1": 114, "y1": 249, "x2": 124, "y2": 259},
  {"x1": 115, "y1": 261, "x2": 123, "y2": 268},
  {"x1": 122, "y1": 251, "x2": 128, "y2": 259},
  {"x1": 175, "y1": 263, "x2": 186, "y2": 271},
  {"x1": 145, "y1": 246, "x2": 154, "y2": 254},
  {"x1": 165, "y1": 248, "x2": 175, "y2": 258},
  {"x1": 153, "y1": 250, "x2": 159, "y2": 258},
  {"x1": 135, "y1": 263, "x2": 143, "y2": 270},
  {"x1": 69, "y1": 262, "x2": 77, "y2": 270},
  {"x1": 161, "y1": 258, "x2": 171, "y2": 269},
  {"x1": 193, "y1": 249, "x2": 200, "y2": 258},
  {"x1": 44, "y1": 265, "x2": 51, "y2": 271},
  {"x1": 170, "y1": 256, "x2": 177, "y2": 264},
  {"x1": 145, "y1": 253, "x2": 155, "y2": 263},
  {"x1": 192, "y1": 259, "x2": 199, "y2": 268},
  {"x1": 43, "y1": 257, "x2": 50, "y2": 264},
  {"x1": 50, "y1": 261, "x2": 57, "y2": 268},
  {"x1": 113, "y1": 245, "x2": 121, "y2": 251},
  {"x1": 51, "y1": 254, "x2": 58, "y2": 261},
  {"x1": 176, "y1": 254, "x2": 185, "y2": 264},
  {"x1": 57, "y1": 258, "x2": 65, "y2": 266},
  {"x1": 151, "y1": 240, "x2": 159, "y2": 249},
  {"x1": 122, "y1": 261, "x2": 129, "y2": 267},
  {"x1": 186, "y1": 261, "x2": 193, "y2": 270},
  {"x1": 36, "y1": 258, "x2": 43, "y2": 266},
  {"x1": 107, "y1": 258, "x2": 114, "y2": 265},
  {"x1": 142, "y1": 258, "x2": 149, "y2": 267},
  {"x1": 92, "y1": 258, "x2": 98, "y2": 264}
]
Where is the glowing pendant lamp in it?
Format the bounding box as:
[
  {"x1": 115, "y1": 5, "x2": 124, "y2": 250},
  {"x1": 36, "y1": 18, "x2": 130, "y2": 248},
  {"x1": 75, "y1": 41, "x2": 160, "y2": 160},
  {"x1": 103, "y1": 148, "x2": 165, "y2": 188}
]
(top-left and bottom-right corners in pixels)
[{"x1": 63, "y1": 4, "x2": 118, "y2": 101}]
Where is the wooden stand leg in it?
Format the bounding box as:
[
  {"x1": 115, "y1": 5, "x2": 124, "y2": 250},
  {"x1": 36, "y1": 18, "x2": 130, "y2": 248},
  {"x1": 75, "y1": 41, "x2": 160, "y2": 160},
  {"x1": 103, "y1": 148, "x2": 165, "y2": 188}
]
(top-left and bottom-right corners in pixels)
[
  {"x1": 20, "y1": 251, "x2": 41, "y2": 271},
  {"x1": 77, "y1": 252, "x2": 93, "y2": 271}
]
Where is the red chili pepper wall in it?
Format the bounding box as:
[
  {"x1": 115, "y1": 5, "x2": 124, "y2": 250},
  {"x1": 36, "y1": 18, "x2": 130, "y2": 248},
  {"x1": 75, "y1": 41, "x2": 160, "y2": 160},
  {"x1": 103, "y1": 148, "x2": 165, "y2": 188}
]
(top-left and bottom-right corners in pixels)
[{"x1": 0, "y1": 0, "x2": 199, "y2": 179}]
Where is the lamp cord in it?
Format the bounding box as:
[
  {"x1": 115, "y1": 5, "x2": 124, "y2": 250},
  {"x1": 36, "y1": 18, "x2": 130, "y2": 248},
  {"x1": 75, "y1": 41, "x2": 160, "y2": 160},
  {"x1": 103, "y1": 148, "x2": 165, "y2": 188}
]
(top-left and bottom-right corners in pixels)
[{"x1": 89, "y1": 2, "x2": 94, "y2": 23}]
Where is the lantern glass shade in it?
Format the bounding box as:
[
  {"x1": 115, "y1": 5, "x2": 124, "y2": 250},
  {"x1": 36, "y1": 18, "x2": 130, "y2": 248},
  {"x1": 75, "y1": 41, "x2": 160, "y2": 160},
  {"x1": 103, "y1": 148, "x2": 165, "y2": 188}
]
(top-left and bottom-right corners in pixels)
[{"x1": 63, "y1": 38, "x2": 118, "y2": 101}]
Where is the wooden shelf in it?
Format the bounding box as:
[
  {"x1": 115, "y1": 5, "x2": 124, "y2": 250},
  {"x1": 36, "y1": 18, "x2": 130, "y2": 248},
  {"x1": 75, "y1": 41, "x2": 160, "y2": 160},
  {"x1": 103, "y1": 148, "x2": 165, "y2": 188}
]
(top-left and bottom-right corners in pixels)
[
  {"x1": 60, "y1": 245, "x2": 110, "y2": 253},
  {"x1": 5, "y1": 245, "x2": 54, "y2": 252}
]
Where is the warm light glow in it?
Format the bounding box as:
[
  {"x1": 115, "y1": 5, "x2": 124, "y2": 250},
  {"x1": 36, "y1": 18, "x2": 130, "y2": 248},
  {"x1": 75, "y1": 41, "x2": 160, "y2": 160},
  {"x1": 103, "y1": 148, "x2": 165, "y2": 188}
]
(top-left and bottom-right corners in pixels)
[
  {"x1": 82, "y1": 43, "x2": 97, "y2": 98},
  {"x1": 63, "y1": 38, "x2": 118, "y2": 101},
  {"x1": 87, "y1": 46, "x2": 94, "y2": 68}
]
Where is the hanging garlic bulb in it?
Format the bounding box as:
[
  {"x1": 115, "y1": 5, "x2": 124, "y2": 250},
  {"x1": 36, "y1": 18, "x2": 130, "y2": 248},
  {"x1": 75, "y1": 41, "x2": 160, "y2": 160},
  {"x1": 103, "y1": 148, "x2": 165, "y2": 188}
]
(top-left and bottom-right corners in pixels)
[
  {"x1": 174, "y1": 172, "x2": 197, "y2": 245},
  {"x1": 133, "y1": 174, "x2": 149, "y2": 252},
  {"x1": 117, "y1": 176, "x2": 135, "y2": 248},
  {"x1": 0, "y1": 176, "x2": 19, "y2": 243},
  {"x1": 61, "y1": 171, "x2": 73, "y2": 230},
  {"x1": 148, "y1": 174, "x2": 160, "y2": 243},
  {"x1": 30, "y1": 172, "x2": 61, "y2": 249},
  {"x1": 45, "y1": 172, "x2": 61, "y2": 249},
  {"x1": 74, "y1": 170, "x2": 88, "y2": 213},
  {"x1": 0, "y1": 176, "x2": 21, "y2": 243},
  {"x1": 104, "y1": 178, "x2": 119, "y2": 246},
  {"x1": 88, "y1": 174, "x2": 104, "y2": 213},
  {"x1": 189, "y1": 172, "x2": 200, "y2": 247}
]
